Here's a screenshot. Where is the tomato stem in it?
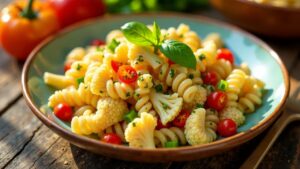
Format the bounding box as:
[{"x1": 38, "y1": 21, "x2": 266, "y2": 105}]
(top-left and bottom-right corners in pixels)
[{"x1": 21, "y1": 0, "x2": 37, "y2": 20}]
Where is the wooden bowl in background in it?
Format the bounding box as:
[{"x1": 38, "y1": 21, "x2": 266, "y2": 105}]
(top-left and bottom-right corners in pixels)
[{"x1": 210, "y1": 0, "x2": 300, "y2": 38}]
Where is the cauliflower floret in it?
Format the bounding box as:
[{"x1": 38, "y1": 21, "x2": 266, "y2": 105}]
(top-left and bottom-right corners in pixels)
[
  {"x1": 128, "y1": 44, "x2": 163, "y2": 70},
  {"x1": 150, "y1": 90, "x2": 183, "y2": 125},
  {"x1": 182, "y1": 85, "x2": 207, "y2": 110},
  {"x1": 71, "y1": 97, "x2": 128, "y2": 135},
  {"x1": 137, "y1": 74, "x2": 153, "y2": 89},
  {"x1": 185, "y1": 108, "x2": 217, "y2": 145},
  {"x1": 125, "y1": 112, "x2": 157, "y2": 148},
  {"x1": 220, "y1": 107, "x2": 245, "y2": 126}
]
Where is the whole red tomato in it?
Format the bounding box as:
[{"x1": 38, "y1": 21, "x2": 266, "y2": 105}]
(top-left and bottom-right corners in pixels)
[{"x1": 48, "y1": 0, "x2": 106, "y2": 28}]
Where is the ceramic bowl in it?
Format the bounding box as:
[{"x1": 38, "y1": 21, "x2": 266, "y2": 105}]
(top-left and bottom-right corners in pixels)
[
  {"x1": 22, "y1": 13, "x2": 289, "y2": 162},
  {"x1": 210, "y1": 0, "x2": 300, "y2": 38}
]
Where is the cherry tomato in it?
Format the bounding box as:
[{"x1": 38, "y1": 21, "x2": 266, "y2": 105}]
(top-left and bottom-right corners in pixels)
[
  {"x1": 54, "y1": 103, "x2": 73, "y2": 121},
  {"x1": 117, "y1": 65, "x2": 138, "y2": 84},
  {"x1": 156, "y1": 118, "x2": 171, "y2": 130},
  {"x1": 172, "y1": 110, "x2": 190, "y2": 128},
  {"x1": 48, "y1": 0, "x2": 106, "y2": 28},
  {"x1": 64, "y1": 62, "x2": 73, "y2": 72},
  {"x1": 91, "y1": 39, "x2": 105, "y2": 46},
  {"x1": 168, "y1": 59, "x2": 175, "y2": 65},
  {"x1": 202, "y1": 71, "x2": 218, "y2": 86},
  {"x1": 111, "y1": 60, "x2": 123, "y2": 72},
  {"x1": 102, "y1": 133, "x2": 122, "y2": 145},
  {"x1": 217, "y1": 48, "x2": 234, "y2": 64},
  {"x1": 217, "y1": 119, "x2": 237, "y2": 137},
  {"x1": 206, "y1": 91, "x2": 227, "y2": 111}
]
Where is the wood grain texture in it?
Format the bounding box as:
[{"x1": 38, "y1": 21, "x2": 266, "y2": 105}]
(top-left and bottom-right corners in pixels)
[
  {"x1": 0, "y1": 52, "x2": 22, "y2": 114},
  {"x1": 0, "y1": 98, "x2": 170, "y2": 169},
  {"x1": 0, "y1": 99, "x2": 42, "y2": 168}
]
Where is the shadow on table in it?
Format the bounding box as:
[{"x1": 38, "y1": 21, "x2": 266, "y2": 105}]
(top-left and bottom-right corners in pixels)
[
  {"x1": 69, "y1": 144, "x2": 170, "y2": 169},
  {"x1": 69, "y1": 132, "x2": 266, "y2": 169}
]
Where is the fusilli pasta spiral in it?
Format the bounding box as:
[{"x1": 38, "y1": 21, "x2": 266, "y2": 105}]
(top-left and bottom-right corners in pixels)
[
  {"x1": 225, "y1": 69, "x2": 247, "y2": 108},
  {"x1": 158, "y1": 63, "x2": 198, "y2": 103},
  {"x1": 154, "y1": 127, "x2": 186, "y2": 147},
  {"x1": 98, "y1": 121, "x2": 128, "y2": 142}
]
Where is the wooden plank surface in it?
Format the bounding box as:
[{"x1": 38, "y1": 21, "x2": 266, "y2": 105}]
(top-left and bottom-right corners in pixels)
[
  {"x1": 0, "y1": 99, "x2": 171, "y2": 169},
  {"x1": 0, "y1": 52, "x2": 22, "y2": 114}
]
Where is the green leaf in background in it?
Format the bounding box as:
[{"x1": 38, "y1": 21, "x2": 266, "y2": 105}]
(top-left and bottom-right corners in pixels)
[
  {"x1": 121, "y1": 22, "x2": 156, "y2": 46},
  {"x1": 152, "y1": 21, "x2": 161, "y2": 45},
  {"x1": 159, "y1": 40, "x2": 196, "y2": 69}
]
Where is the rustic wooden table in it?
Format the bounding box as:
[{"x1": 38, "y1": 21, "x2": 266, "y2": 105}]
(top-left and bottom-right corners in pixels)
[{"x1": 0, "y1": 1, "x2": 300, "y2": 168}]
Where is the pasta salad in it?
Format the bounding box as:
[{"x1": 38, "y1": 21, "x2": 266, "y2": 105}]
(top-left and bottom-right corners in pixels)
[{"x1": 43, "y1": 21, "x2": 265, "y2": 148}]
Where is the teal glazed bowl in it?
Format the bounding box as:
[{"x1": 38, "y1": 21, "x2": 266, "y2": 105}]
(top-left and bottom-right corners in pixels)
[{"x1": 22, "y1": 13, "x2": 289, "y2": 162}]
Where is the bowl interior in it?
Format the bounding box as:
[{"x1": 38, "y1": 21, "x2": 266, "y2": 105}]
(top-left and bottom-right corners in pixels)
[{"x1": 25, "y1": 15, "x2": 286, "y2": 139}]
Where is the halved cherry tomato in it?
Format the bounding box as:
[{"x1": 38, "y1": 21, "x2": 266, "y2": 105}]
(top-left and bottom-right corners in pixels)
[
  {"x1": 91, "y1": 39, "x2": 105, "y2": 46},
  {"x1": 156, "y1": 118, "x2": 171, "y2": 130},
  {"x1": 202, "y1": 71, "x2": 218, "y2": 86},
  {"x1": 217, "y1": 119, "x2": 237, "y2": 137},
  {"x1": 117, "y1": 65, "x2": 138, "y2": 84},
  {"x1": 64, "y1": 61, "x2": 73, "y2": 72},
  {"x1": 168, "y1": 59, "x2": 175, "y2": 65},
  {"x1": 54, "y1": 103, "x2": 73, "y2": 121},
  {"x1": 101, "y1": 133, "x2": 122, "y2": 145},
  {"x1": 217, "y1": 48, "x2": 234, "y2": 64},
  {"x1": 111, "y1": 60, "x2": 123, "y2": 72},
  {"x1": 206, "y1": 91, "x2": 227, "y2": 111},
  {"x1": 172, "y1": 110, "x2": 190, "y2": 128}
]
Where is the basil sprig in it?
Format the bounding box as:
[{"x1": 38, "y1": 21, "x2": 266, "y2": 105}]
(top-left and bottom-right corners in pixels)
[{"x1": 121, "y1": 21, "x2": 196, "y2": 69}]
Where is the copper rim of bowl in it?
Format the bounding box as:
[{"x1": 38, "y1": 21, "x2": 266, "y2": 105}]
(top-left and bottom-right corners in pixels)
[
  {"x1": 237, "y1": 0, "x2": 300, "y2": 11},
  {"x1": 21, "y1": 12, "x2": 290, "y2": 160}
]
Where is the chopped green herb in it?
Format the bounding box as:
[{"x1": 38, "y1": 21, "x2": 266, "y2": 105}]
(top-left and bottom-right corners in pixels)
[
  {"x1": 138, "y1": 72, "x2": 142, "y2": 76},
  {"x1": 162, "y1": 102, "x2": 169, "y2": 110},
  {"x1": 179, "y1": 34, "x2": 184, "y2": 38},
  {"x1": 76, "y1": 77, "x2": 84, "y2": 85},
  {"x1": 76, "y1": 64, "x2": 82, "y2": 71},
  {"x1": 188, "y1": 74, "x2": 194, "y2": 79},
  {"x1": 134, "y1": 92, "x2": 140, "y2": 98},
  {"x1": 165, "y1": 140, "x2": 179, "y2": 148},
  {"x1": 155, "y1": 84, "x2": 163, "y2": 93},
  {"x1": 207, "y1": 85, "x2": 215, "y2": 92},
  {"x1": 137, "y1": 55, "x2": 144, "y2": 62},
  {"x1": 196, "y1": 104, "x2": 204, "y2": 108},
  {"x1": 170, "y1": 69, "x2": 175, "y2": 78},
  {"x1": 199, "y1": 54, "x2": 206, "y2": 61},
  {"x1": 132, "y1": 122, "x2": 136, "y2": 127},
  {"x1": 217, "y1": 80, "x2": 228, "y2": 91},
  {"x1": 155, "y1": 60, "x2": 161, "y2": 64},
  {"x1": 138, "y1": 76, "x2": 144, "y2": 81},
  {"x1": 124, "y1": 110, "x2": 138, "y2": 123},
  {"x1": 126, "y1": 92, "x2": 131, "y2": 97},
  {"x1": 108, "y1": 38, "x2": 120, "y2": 53}
]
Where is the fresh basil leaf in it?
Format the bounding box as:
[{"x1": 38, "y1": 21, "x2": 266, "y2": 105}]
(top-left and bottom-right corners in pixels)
[
  {"x1": 152, "y1": 21, "x2": 161, "y2": 45},
  {"x1": 121, "y1": 22, "x2": 155, "y2": 46},
  {"x1": 159, "y1": 40, "x2": 196, "y2": 69},
  {"x1": 108, "y1": 38, "x2": 120, "y2": 53}
]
